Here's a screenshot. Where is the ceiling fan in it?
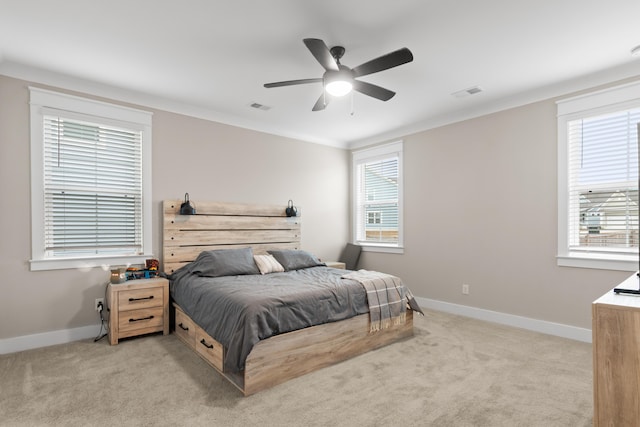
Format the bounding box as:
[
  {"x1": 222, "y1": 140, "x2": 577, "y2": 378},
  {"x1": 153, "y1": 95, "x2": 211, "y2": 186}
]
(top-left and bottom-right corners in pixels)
[{"x1": 264, "y1": 38, "x2": 414, "y2": 111}]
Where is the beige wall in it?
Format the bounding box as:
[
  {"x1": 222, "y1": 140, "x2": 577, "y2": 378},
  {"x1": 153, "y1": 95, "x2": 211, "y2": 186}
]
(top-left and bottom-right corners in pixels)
[
  {"x1": 1, "y1": 71, "x2": 636, "y2": 344},
  {"x1": 0, "y1": 75, "x2": 349, "y2": 340},
  {"x1": 358, "y1": 89, "x2": 634, "y2": 330}
]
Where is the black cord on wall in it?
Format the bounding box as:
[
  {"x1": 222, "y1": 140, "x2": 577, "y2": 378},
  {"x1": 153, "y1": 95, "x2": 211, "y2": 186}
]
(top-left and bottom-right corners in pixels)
[{"x1": 94, "y1": 282, "x2": 110, "y2": 342}]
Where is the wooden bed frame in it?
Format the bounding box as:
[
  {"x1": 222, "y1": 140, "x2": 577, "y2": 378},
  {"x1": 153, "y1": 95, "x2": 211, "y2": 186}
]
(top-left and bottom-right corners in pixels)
[{"x1": 163, "y1": 199, "x2": 414, "y2": 395}]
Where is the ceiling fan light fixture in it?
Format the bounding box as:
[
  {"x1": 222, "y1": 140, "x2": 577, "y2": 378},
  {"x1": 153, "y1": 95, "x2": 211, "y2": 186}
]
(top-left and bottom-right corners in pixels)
[
  {"x1": 324, "y1": 69, "x2": 353, "y2": 97},
  {"x1": 326, "y1": 80, "x2": 352, "y2": 97}
]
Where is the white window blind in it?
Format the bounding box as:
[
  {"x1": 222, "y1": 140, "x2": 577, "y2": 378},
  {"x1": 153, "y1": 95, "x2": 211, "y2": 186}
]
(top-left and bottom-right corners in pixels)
[
  {"x1": 353, "y1": 141, "x2": 403, "y2": 249},
  {"x1": 567, "y1": 109, "x2": 639, "y2": 254},
  {"x1": 43, "y1": 115, "x2": 143, "y2": 257}
]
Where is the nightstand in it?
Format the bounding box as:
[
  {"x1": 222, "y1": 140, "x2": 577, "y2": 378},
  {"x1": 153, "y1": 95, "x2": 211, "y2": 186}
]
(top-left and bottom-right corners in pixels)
[
  {"x1": 325, "y1": 261, "x2": 346, "y2": 269},
  {"x1": 107, "y1": 277, "x2": 169, "y2": 345}
]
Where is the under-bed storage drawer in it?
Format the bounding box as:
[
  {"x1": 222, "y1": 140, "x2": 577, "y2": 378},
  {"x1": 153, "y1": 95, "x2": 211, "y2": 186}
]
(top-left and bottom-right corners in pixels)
[
  {"x1": 174, "y1": 307, "x2": 196, "y2": 348},
  {"x1": 195, "y1": 326, "x2": 224, "y2": 371}
]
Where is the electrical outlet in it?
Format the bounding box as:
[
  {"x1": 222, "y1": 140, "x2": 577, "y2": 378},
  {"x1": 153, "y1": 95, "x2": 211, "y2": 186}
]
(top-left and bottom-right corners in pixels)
[
  {"x1": 462, "y1": 284, "x2": 470, "y2": 295},
  {"x1": 95, "y1": 298, "x2": 104, "y2": 311}
]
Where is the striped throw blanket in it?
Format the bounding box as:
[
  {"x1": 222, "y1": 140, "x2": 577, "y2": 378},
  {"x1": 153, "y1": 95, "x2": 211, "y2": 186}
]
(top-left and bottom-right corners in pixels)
[{"x1": 342, "y1": 269, "x2": 411, "y2": 333}]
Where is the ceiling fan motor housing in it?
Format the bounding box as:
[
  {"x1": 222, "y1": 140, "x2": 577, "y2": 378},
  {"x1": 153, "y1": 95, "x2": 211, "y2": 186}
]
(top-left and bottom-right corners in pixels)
[{"x1": 324, "y1": 65, "x2": 354, "y2": 86}]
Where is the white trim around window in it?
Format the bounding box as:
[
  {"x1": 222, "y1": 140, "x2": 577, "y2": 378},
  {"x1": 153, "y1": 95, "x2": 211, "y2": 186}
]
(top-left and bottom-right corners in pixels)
[
  {"x1": 557, "y1": 80, "x2": 640, "y2": 271},
  {"x1": 352, "y1": 141, "x2": 404, "y2": 253},
  {"x1": 29, "y1": 87, "x2": 153, "y2": 271}
]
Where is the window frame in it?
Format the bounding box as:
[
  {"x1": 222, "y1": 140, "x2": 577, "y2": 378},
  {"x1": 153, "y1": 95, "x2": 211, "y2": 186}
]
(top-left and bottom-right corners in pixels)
[
  {"x1": 352, "y1": 141, "x2": 404, "y2": 254},
  {"x1": 29, "y1": 87, "x2": 153, "y2": 271},
  {"x1": 367, "y1": 211, "x2": 382, "y2": 225},
  {"x1": 557, "y1": 81, "x2": 640, "y2": 271}
]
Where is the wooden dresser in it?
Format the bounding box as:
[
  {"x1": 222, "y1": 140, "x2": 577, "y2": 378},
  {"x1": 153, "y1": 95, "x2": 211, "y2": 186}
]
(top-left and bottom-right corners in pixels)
[
  {"x1": 107, "y1": 277, "x2": 169, "y2": 345},
  {"x1": 592, "y1": 273, "x2": 640, "y2": 426}
]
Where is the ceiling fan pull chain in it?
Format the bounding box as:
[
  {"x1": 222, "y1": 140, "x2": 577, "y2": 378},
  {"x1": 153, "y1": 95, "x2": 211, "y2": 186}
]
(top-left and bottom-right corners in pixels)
[{"x1": 350, "y1": 91, "x2": 355, "y2": 116}]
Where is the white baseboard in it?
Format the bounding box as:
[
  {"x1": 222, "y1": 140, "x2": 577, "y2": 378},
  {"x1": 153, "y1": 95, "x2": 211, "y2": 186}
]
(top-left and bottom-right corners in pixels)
[
  {"x1": 0, "y1": 299, "x2": 592, "y2": 355},
  {"x1": 0, "y1": 324, "x2": 102, "y2": 355},
  {"x1": 415, "y1": 297, "x2": 592, "y2": 343}
]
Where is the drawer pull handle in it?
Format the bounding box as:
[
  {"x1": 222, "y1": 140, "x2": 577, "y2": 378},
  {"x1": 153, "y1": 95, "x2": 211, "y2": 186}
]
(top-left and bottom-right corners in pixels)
[
  {"x1": 129, "y1": 315, "x2": 154, "y2": 323},
  {"x1": 200, "y1": 339, "x2": 214, "y2": 349},
  {"x1": 178, "y1": 323, "x2": 189, "y2": 331},
  {"x1": 129, "y1": 295, "x2": 154, "y2": 302}
]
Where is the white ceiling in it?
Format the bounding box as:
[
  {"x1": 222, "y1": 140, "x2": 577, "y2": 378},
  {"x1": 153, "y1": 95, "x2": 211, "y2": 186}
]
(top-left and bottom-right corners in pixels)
[{"x1": 1, "y1": 0, "x2": 640, "y2": 148}]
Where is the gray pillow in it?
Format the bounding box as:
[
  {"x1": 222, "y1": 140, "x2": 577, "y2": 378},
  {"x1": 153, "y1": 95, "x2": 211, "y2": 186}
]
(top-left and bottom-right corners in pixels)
[
  {"x1": 267, "y1": 249, "x2": 325, "y2": 271},
  {"x1": 192, "y1": 248, "x2": 259, "y2": 277}
]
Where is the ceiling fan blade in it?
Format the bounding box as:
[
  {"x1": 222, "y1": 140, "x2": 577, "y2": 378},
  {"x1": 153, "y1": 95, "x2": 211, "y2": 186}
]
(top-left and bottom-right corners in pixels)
[
  {"x1": 351, "y1": 48, "x2": 413, "y2": 78},
  {"x1": 303, "y1": 38, "x2": 339, "y2": 71},
  {"x1": 312, "y1": 93, "x2": 331, "y2": 111},
  {"x1": 353, "y1": 80, "x2": 396, "y2": 101},
  {"x1": 264, "y1": 78, "x2": 323, "y2": 88}
]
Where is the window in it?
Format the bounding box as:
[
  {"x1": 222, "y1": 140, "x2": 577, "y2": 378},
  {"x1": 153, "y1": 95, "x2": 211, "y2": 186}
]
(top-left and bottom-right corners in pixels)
[
  {"x1": 352, "y1": 141, "x2": 403, "y2": 252},
  {"x1": 367, "y1": 211, "x2": 382, "y2": 225},
  {"x1": 30, "y1": 88, "x2": 153, "y2": 271},
  {"x1": 557, "y1": 81, "x2": 640, "y2": 271}
]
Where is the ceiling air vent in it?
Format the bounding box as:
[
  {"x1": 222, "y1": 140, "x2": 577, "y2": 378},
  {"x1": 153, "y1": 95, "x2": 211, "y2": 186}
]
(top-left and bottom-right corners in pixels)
[
  {"x1": 249, "y1": 102, "x2": 271, "y2": 111},
  {"x1": 451, "y1": 86, "x2": 483, "y2": 98}
]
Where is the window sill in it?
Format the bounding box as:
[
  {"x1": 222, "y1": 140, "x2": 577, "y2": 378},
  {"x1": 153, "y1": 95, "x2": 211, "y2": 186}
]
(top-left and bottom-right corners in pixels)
[
  {"x1": 30, "y1": 254, "x2": 153, "y2": 271},
  {"x1": 360, "y1": 244, "x2": 404, "y2": 254},
  {"x1": 557, "y1": 253, "x2": 638, "y2": 271}
]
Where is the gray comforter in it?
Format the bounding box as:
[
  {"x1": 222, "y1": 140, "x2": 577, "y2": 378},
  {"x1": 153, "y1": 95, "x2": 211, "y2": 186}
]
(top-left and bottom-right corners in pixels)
[{"x1": 169, "y1": 266, "x2": 371, "y2": 373}]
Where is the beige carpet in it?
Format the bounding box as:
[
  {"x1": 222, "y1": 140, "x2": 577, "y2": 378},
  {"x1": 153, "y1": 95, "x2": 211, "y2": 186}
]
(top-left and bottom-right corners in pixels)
[{"x1": 0, "y1": 310, "x2": 593, "y2": 426}]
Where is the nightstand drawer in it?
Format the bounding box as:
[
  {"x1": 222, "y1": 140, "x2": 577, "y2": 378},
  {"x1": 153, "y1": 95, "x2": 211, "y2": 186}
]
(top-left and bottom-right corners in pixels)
[
  {"x1": 118, "y1": 287, "x2": 163, "y2": 311},
  {"x1": 175, "y1": 307, "x2": 196, "y2": 348},
  {"x1": 195, "y1": 326, "x2": 224, "y2": 371},
  {"x1": 118, "y1": 306, "x2": 164, "y2": 333}
]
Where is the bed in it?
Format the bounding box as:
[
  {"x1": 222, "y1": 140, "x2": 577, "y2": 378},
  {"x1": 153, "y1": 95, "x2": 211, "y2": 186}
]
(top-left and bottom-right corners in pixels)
[{"x1": 163, "y1": 199, "x2": 419, "y2": 395}]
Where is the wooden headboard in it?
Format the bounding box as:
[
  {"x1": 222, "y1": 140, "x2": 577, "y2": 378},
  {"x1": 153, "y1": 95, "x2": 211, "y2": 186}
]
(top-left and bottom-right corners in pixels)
[{"x1": 163, "y1": 200, "x2": 301, "y2": 273}]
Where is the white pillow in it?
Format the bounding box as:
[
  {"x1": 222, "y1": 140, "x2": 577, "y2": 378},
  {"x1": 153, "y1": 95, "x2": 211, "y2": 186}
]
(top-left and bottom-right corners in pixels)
[{"x1": 253, "y1": 254, "x2": 285, "y2": 274}]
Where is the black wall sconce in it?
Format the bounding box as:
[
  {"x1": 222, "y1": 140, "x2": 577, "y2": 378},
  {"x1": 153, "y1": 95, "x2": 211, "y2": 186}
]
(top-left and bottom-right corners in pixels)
[
  {"x1": 285, "y1": 200, "x2": 298, "y2": 217},
  {"x1": 180, "y1": 193, "x2": 196, "y2": 215}
]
